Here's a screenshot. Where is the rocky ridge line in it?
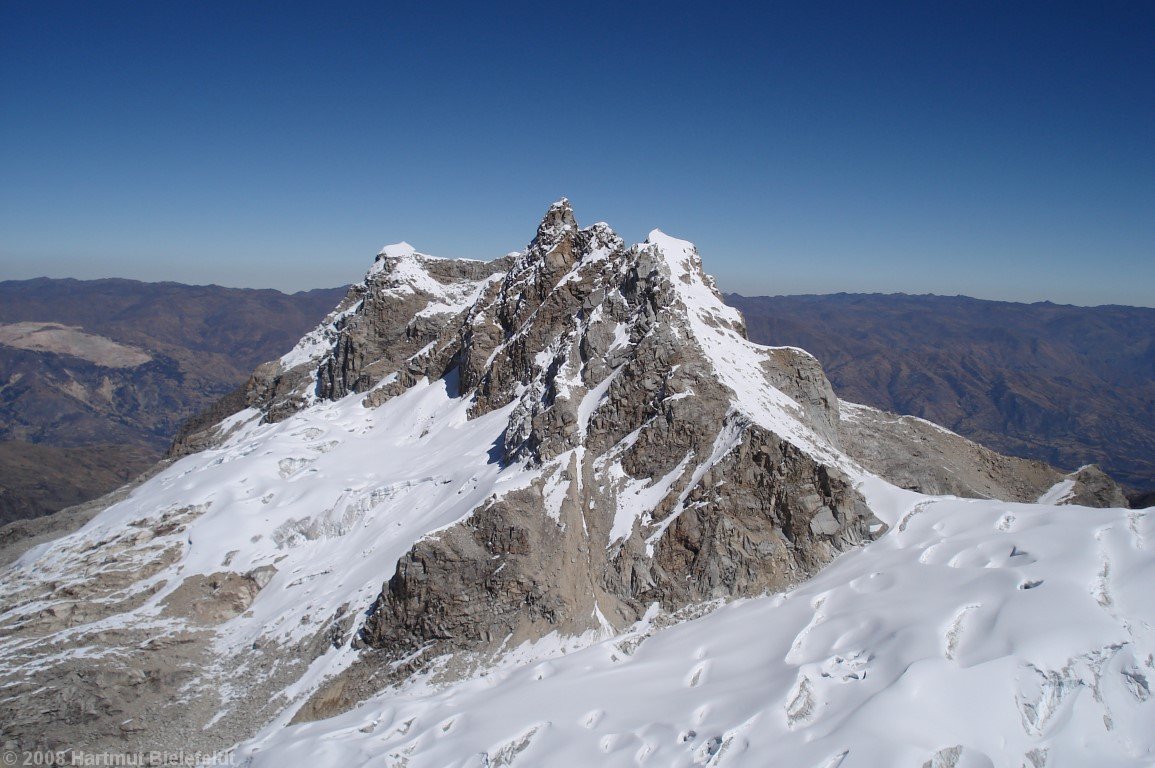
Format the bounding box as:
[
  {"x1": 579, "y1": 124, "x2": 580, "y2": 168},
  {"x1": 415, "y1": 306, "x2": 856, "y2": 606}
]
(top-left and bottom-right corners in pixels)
[{"x1": 0, "y1": 201, "x2": 1128, "y2": 755}]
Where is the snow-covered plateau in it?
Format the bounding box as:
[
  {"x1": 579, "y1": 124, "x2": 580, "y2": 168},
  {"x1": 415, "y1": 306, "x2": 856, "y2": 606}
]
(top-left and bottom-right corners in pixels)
[
  {"x1": 0, "y1": 201, "x2": 1149, "y2": 767},
  {"x1": 247, "y1": 488, "x2": 1154, "y2": 767}
]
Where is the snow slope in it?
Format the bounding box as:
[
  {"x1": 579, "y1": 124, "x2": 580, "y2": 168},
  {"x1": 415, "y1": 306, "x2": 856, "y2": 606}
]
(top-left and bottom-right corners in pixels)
[
  {"x1": 227, "y1": 229, "x2": 1153, "y2": 766},
  {"x1": 2, "y1": 372, "x2": 541, "y2": 721},
  {"x1": 241, "y1": 489, "x2": 1154, "y2": 767},
  {"x1": 643, "y1": 230, "x2": 840, "y2": 464}
]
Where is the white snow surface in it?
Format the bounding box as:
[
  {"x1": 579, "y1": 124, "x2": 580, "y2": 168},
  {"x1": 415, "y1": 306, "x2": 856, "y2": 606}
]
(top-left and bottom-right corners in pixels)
[
  {"x1": 378, "y1": 241, "x2": 418, "y2": 258},
  {"x1": 8, "y1": 372, "x2": 530, "y2": 687},
  {"x1": 1038, "y1": 478, "x2": 1078, "y2": 505},
  {"x1": 240, "y1": 490, "x2": 1154, "y2": 767}
]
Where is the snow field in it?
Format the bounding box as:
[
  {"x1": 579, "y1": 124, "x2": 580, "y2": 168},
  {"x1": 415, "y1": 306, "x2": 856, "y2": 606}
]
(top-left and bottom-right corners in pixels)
[{"x1": 239, "y1": 491, "x2": 1153, "y2": 767}]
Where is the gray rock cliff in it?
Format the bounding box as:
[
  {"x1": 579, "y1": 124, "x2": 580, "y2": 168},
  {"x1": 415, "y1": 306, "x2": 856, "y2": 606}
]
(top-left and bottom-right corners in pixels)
[{"x1": 305, "y1": 201, "x2": 884, "y2": 716}]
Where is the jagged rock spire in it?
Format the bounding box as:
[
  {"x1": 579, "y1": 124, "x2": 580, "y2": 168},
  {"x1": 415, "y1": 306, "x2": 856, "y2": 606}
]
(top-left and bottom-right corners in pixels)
[{"x1": 531, "y1": 198, "x2": 577, "y2": 248}]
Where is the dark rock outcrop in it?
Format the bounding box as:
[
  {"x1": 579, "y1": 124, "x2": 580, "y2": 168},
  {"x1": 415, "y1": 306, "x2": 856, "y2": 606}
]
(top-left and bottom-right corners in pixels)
[
  {"x1": 313, "y1": 202, "x2": 887, "y2": 711},
  {"x1": 1064, "y1": 464, "x2": 1130, "y2": 508}
]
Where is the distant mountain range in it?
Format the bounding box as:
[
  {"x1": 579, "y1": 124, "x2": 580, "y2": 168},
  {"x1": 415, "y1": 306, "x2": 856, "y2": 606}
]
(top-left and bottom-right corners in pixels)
[
  {"x1": 728, "y1": 293, "x2": 1155, "y2": 498},
  {"x1": 0, "y1": 278, "x2": 346, "y2": 522},
  {"x1": 0, "y1": 278, "x2": 1150, "y2": 525}
]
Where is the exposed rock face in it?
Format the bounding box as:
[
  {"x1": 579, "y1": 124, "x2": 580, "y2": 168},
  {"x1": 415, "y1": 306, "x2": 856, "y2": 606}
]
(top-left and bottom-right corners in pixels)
[
  {"x1": 362, "y1": 424, "x2": 874, "y2": 656},
  {"x1": 172, "y1": 246, "x2": 515, "y2": 452},
  {"x1": 838, "y1": 401, "x2": 1130, "y2": 505},
  {"x1": 316, "y1": 247, "x2": 513, "y2": 402},
  {"x1": 1064, "y1": 464, "x2": 1130, "y2": 508},
  {"x1": 839, "y1": 401, "x2": 1063, "y2": 501},
  {"x1": 160, "y1": 566, "x2": 277, "y2": 625},
  {"x1": 334, "y1": 201, "x2": 886, "y2": 708}
]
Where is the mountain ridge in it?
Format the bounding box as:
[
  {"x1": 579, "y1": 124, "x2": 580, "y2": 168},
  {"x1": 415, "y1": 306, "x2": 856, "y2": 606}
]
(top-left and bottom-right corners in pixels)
[
  {"x1": 2, "y1": 277, "x2": 1148, "y2": 524},
  {"x1": 0, "y1": 204, "x2": 1146, "y2": 765},
  {"x1": 732, "y1": 289, "x2": 1155, "y2": 310},
  {"x1": 728, "y1": 291, "x2": 1155, "y2": 495}
]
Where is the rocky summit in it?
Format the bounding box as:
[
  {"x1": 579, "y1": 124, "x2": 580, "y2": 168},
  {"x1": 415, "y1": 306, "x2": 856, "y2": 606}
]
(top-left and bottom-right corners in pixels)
[{"x1": 0, "y1": 202, "x2": 1145, "y2": 766}]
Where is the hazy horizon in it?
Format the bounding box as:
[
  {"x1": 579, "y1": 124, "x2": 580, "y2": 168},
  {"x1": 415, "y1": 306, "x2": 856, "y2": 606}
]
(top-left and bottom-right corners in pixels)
[
  {"x1": 2, "y1": 3, "x2": 1151, "y2": 306},
  {"x1": 3, "y1": 267, "x2": 1154, "y2": 310}
]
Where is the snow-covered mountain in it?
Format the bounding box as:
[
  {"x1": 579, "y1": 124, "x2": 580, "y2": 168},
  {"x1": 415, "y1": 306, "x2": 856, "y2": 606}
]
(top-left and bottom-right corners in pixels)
[
  {"x1": 252, "y1": 489, "x2": 1154, "y2": 768},
  {"x1": 0, "y1": 201, "x2": 1148, "y2": 766}
]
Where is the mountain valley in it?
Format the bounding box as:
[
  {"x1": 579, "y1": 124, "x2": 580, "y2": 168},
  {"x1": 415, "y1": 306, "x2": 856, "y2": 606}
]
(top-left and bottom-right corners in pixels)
[{"x1": 0, "y1": 279, "x2": 346, "y2": 523}]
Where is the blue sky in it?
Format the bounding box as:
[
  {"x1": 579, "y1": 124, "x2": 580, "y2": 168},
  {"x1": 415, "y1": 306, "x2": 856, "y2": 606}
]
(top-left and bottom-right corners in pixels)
[{"x1": 1, "y1": 1, "x2": 1151, "y2": 305}]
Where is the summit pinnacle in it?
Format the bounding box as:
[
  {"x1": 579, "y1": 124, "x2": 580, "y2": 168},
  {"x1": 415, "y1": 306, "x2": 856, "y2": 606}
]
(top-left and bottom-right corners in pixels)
[{"x1": 532, "y1": 197, "x2": 577, "y2": 247}]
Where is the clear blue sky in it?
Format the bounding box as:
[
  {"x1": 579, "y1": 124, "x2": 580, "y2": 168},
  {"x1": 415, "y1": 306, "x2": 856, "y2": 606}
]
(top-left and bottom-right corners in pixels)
[{"x1": 1, "y1": 1, "x2": 1152, "y2": 305}]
